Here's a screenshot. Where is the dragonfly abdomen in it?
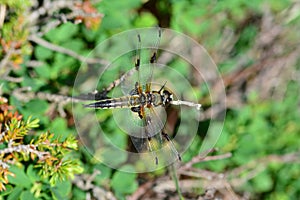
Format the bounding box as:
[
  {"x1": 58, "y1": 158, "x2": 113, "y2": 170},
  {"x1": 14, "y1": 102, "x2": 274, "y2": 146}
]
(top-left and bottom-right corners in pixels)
[
  {"x1": 84, "y1": 95, "x2": 140, "y2": 109},
  {"x1": 84, "y1": 92, "x2": 166, "y2": 109}
]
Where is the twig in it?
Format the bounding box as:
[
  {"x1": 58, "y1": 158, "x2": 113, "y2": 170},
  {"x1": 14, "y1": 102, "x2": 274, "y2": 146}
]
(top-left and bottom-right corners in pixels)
[
  {"x1": 28, "y1": 35, "x2": 109, "y2": 65},
  {"x1": 0, "y1": 4, "x2": 6, "y2": 29},
  {"x1": 12, "y1": 87, "x2": 106, "y2": 118},
  {"x1": 0, "y1": 160, "x2": 9, "y2": 169},
  {"x1": 0, "y1": 44, "x2": 14, "y2": 71},
  {"x1": 177, "y1": 168, "x2": 220, "y2": 180},
  {"x1": 2, "y1": 76, "x2": 23, "y2": 83},
  {"x1": 180, "y1": 150, "x2": 232, "y2": 170},
  {"x1": 0, "y1": 144, "x2": 50, "y2": 160},
  {"x1": 35, "y1": 10, "x2": 103, "y2": 37},
  {"x1": 127, "y1": 181, "x2": 154, "y2": 200},
  {"x1": 25, "y1": 60, "x2": 44, "y2": 68},
  {"x1": 72, "y1": 170, "x2": 117, "y2": 200},
  {"x1": 228, "y1": 151, "x2": 300, "y2": 187},
  {"x1": 0, "y1": 129, "x2": 8, "y2": 143},
  {"x1": 12, "y1": 87, "x2": 83, "y2": 103},
  {"x1": 28, "y1": 1, "x2": 80, "y2": 25},
  {"x1": 230, "y1": 165, "x2": 266, "y2": 187}
]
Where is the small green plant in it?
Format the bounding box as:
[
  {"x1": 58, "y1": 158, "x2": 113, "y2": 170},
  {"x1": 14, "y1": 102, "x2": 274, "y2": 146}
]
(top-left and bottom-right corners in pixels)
[{"x1": 0, "y1": 97, "x2": 83, "y2": 198}]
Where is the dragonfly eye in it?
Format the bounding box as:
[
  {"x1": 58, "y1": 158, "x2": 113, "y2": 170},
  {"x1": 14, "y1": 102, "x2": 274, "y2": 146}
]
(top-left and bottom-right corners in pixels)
[{"x1": 162, "y1": 90, "x2": 173, "y2": 105}]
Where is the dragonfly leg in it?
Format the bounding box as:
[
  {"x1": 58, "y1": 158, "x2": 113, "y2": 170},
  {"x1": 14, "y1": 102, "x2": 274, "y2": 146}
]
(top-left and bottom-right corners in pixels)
[
  {"x1": 147, "y1": 136, "x2": 158, "y2": 165},
  {"x1": 161, "y1": 130, "x2": 182, "y2": 161}
]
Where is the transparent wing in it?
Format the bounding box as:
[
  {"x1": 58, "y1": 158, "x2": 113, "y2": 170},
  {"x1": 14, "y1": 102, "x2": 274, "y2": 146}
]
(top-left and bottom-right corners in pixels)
[
  {"x1": 121, "y1": 28, "x2": 161, "y2": 95},
  {"x1": 149, "y1": 106, "x2": 180, "y2": 147},
  {"x1": 130, "y1": 106, "x2": 163, "y2": 165},
  {"x1": 129, "y1": 106, "x2": 181, "y2": 164},
  {"x1": 112, "y1": 106, "x2": 167, "y2": 139}
]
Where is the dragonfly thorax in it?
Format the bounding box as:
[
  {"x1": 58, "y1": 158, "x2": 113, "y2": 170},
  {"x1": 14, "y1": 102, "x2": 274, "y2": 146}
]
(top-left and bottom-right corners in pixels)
[{"x1": 130, "y1": 89, "x2": 173, "y2": 108}]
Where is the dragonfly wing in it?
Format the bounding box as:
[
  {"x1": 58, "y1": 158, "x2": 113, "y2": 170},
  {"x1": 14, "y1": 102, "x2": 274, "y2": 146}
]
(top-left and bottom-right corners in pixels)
[
  {"x1": 121, "y1": 28, "x2": 161, "y2": 95},
  {"x1": 146, "y1": 107, "x2": 182, "y2": 162},
  {"x1": 129, "y1": 135, "x2": 147, "y2": 153}
]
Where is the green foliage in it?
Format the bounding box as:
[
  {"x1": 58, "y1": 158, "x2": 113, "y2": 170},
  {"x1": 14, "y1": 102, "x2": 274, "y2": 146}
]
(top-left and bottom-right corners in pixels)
[
  {"x1": 34, "y1": 46, "x2": 53, "y2": 61},
  {"x1": 134, "y1": 12, "x2": 158, "y2": 27},
  {"x1": 111, "y1": 165, "x2": 138, "y2": 198},
  {"x1": 0, "y1": 0, "x2": 32, "y2": 68},
  {"x1": 0, "y1": 0, "x2": 31, "y2": 9},
  {"x1": 235, "y1": 25, "x2": 258, "y2": 53},
  {"x1": 0, "y1": 99, "x2": 83, "y2": 198},
  {"x1": 98, "y1": 0, "x2": 142, "y2": 30},
  {"x1": 252, "y1": 170, "x2": 273, "y2": 192},
  {"x1": 45, "y1": 23, "x2": 79, "y2": 44},
  {"x1": 209, "y1": 86, "x2": 300, "y2": 194}
]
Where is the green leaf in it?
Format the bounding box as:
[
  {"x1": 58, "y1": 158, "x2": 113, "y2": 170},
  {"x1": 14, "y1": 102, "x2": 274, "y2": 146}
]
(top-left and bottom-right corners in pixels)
[
  {"x1": 50, "y1": 53, "x2": 76, "y2": 79},
  {"x1": 50, "y1": 180, "x2": 72, "y2": 199},
  {"x1": 134, "y1": 12, "x2": 158, "y2": 27},
  {"x1": 94, "y1": 164, "x2": 112, "y2": 185},
  {"x1": 269, "y1": 0, "x2": 290, "y2": 12},
  {"x1": 235, "y1": 25, "x2": 258, "y2": 53},
  {"x1": 26, "y1": 117, "x2": 40, "y2": 128},
  {"x1": 111, "y1": 165, "x2": 138, "y2": 194},
  {"x1": 34, "y1": 45, "x2": 53, "y2": 61},
  {"x1": 34, "y1": 64, "x2": 51, "y2": 79},
  {"x1": 21, "y1": 76, "x2": 46, "y2": 91},
  {"x1": 27, "y1": 165, "x2": 40, "y2": 183},
  {"x1": 7, "y1": 187, "x2": 23, "y2": 200},
  {"x1": 61, "y1": 39, "x2": 85, "y2": 53},
  {"x1": 1, "y1": 184, "x2": 13, "y2": 196},
  {"x1": 20, "y1": 190, "x2": 36, "y2": 200},
  {"x1": 45, "y1": 23, "x2": 79, "y2": 43},
  {"x1": 49, "y1": 118, "x2": 69, "y2": 140},
  {"x1": 99, "y1": 0, "x2": 142, "y2": 30},
  {"x1": 23, "y1": 99, "x2": 48, "y2": 115},
  {"x1": 252, "y1": 171, "x2": 273, "y2": 192},
  {"x1": 72, "y1": 187, "x2": 86, "y2": 200},
  {"x1": 8, "y1": 165, "x2": 32, "y2": 189}
]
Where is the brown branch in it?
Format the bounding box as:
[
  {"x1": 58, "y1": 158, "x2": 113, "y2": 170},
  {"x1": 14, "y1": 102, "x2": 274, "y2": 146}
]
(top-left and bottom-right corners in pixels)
[
  {"x1": 0, "y1": 130, "x2": 7, "y2": 143},
  {"x1": 0, "y1": 160, "x2": 9, "y2": 169},
  {"x1": 0, "y1": 44, "x2": 14, "y2": 72},
  {"x1": 127, "y1": 181, "x2": 154, "y2": 200},
  {"x1": 180, "y1": 149, "x2": 232, "y2": 170},
  {"x1": 228, "y1": 151, "x2": 300, "y2": 187},
  {"x1": 12, "y1": 87, "x2": 84, "y2": 104},
  {"x1": 2, "y1": 76, "x2": 23, "y2": 83},
  {"x1": 0, "y1": 144, "x2": 50, "y2": 160},
  {"x1": 72, "y1": 170, "x2": 117, "y2": 200},
  {"x1": 130, "y1": 150, "x2": 300, "y2": 199},
  {"x1": 28, "y1": 35, "x2": 109, "y2": 65},
  {"x1": 0, "y1": 4, "x2": 6, "y2": 29}
]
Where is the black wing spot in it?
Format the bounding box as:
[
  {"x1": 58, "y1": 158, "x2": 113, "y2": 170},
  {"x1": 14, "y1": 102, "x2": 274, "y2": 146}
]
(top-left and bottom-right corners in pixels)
[{"x1": 150, "y1": 52, "x2": 157, "y2": 63}]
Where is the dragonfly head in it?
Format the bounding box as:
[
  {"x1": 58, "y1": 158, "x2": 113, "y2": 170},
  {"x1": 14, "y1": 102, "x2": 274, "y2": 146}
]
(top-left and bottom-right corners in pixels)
[{"x1": 162, "y1": 89, "x2": 173, "y2": 105}]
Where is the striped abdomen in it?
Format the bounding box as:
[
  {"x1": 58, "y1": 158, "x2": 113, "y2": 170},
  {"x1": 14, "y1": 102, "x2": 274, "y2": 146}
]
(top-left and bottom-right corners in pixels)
[
  {"x1": 84, "y1": 95, "x2": 141, "y2": 109},
  {"x1": 84, "y1": 92, "x2": 164, "y2": 109}
]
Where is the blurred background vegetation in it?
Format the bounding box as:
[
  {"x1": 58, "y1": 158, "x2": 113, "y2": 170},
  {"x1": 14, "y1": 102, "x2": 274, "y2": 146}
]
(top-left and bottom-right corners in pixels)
[{"x1": 0, "y1": 0, "x2": 300, "y2": 199}]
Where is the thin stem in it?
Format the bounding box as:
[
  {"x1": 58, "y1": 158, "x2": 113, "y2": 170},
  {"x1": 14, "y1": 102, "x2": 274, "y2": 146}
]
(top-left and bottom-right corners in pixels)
[{"x1": 170, "y1": 164, "x2": 184, "y2": 200}]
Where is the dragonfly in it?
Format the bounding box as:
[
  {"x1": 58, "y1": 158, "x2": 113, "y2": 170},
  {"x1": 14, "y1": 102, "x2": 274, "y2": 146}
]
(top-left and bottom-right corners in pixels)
[{"x1": 83, "y1": 28, "x2": 201, "y2": 165}]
